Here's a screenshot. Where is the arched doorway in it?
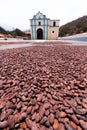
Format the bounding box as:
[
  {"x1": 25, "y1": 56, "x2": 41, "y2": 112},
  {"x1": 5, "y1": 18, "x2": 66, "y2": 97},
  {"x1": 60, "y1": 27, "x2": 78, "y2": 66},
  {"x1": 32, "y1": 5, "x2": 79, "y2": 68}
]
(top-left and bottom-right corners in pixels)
[{"x1": 37, "y1": 28, "x2": 43, "y2": 39}]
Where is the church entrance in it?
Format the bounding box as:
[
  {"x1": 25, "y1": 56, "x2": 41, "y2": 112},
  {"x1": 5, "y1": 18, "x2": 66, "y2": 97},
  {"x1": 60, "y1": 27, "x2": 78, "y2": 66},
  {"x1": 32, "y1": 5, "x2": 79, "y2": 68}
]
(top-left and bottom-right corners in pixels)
[{"x1": 37, "y1": 28, "x2": 43, "y2": 39}]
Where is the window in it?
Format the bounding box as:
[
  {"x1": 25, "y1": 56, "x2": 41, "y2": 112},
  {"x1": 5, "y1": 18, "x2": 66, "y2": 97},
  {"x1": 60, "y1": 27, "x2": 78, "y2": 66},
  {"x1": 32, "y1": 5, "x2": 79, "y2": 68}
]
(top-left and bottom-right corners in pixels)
[
  {"x1": 53, "y1": 21, "x2": 56, "y2": 26},
  {"x1": 52, "y1": 31, "x2": 54, "y2": 33},
  {"x1": 38, "y1": 21, "x2": 41, "y2": 25}
]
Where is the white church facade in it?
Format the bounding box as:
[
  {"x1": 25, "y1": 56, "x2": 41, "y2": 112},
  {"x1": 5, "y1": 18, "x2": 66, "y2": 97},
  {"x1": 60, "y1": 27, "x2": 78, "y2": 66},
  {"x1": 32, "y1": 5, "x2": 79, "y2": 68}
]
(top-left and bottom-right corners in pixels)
[{"x1": 30, "y1": 12, "x2": 60, "y2": 40}]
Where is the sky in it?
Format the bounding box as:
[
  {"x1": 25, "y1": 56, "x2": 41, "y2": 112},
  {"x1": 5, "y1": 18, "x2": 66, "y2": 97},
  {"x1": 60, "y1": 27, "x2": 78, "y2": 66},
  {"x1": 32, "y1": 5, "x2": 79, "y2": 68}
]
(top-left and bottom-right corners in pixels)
[{"x1": 0, "y1": 0, "x2": 87, "y2": 31}]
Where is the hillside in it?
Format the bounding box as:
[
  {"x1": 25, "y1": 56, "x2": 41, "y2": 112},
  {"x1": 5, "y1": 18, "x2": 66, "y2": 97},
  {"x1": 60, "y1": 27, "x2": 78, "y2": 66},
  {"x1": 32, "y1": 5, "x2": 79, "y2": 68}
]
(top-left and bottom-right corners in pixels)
[
  {"x1": 9, "y1": 28, "x2": 26, "y2": 37},
  {"x1": 0, "y1": 27, "x2": 26, "y2": 37},
  {"x1": 59, "y1": 16, "x2": 87, "y2": 37},
  {"x1": 0, "y1": 26, "x2": 7, "y2": 34}
]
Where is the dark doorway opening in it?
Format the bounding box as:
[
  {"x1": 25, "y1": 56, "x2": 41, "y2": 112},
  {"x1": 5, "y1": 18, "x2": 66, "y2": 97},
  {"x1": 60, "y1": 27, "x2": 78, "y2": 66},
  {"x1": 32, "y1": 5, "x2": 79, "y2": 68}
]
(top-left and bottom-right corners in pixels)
[{"x1": 37, "y1": 28, "x2": 43, "y2": 39}]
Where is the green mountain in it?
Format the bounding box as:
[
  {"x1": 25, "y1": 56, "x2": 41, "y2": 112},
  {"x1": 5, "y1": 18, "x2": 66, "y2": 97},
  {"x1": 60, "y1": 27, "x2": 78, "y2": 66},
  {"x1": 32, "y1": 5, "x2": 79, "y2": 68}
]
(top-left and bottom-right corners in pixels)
[
  {"x1": 9, "y1": 28, "x2": 26, "y2": 37},
  {"x1": 0, "y1": 27, "x2": 26, "y2": 37},
  {"x1": 0, "y1": 26, "x2": 7, "y2": 34},
  {"x1": 59, "y1": 16, "x2": 87, "y2": 37}
]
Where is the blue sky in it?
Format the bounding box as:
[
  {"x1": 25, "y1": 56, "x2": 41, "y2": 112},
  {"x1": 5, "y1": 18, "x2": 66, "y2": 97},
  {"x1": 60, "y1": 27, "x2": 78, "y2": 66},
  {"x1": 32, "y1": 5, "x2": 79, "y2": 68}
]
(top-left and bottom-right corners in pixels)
[{"x1": 0, "y1": 0, "x2": 87, "y2": 31}]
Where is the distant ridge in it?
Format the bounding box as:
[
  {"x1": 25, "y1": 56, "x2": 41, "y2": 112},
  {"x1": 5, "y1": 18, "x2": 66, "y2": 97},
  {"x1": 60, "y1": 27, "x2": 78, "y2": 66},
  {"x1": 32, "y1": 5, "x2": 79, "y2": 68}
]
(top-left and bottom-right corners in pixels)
[
  {"x1": 0, "y1": 26, "x2": 7, "y2": 34},
  {"x1": 9, "y1": 28, "x2": 25, "y2": 36},
  {"x1": 59, "y1": 16, "x2": 87, "y2": 37},
  {"x1": 0, "y1": 27, "x2": 26, "y2": 37}
]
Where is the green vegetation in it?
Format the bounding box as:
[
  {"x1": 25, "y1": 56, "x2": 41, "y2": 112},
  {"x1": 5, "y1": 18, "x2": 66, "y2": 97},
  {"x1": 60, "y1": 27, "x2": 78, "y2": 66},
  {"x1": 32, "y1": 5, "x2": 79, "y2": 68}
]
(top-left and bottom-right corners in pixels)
[
  {"x1": 9, "y1": 28, "x2": 26, "y2": 37},
  {"x1": 59, "y1": 16, "x2": 87, "y2": 37},
  {"x1": 0, "y1": 26, "x2": 7, "y2": 34},
  {"x1": 0, "y1": 27, "x2": 26, "y2": 37}
]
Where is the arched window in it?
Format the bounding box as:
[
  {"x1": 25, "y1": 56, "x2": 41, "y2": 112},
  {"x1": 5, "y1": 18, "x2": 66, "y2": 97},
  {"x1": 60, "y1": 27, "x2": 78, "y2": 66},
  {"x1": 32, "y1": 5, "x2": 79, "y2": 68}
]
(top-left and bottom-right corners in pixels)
[
  {"x1": 53, "y1": 21, "x2": 56, "y2": 26},
  {"x1": 38, "y1": 21, "x2": 41, "y2": 25}
]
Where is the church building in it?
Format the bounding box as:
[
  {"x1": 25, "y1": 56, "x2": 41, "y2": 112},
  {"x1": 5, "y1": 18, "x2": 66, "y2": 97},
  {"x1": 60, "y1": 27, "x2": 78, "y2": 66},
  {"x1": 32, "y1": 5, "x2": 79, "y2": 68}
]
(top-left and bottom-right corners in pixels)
[{"x1": 30, "y1": 12, "x2": 60, "y2": 40}]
